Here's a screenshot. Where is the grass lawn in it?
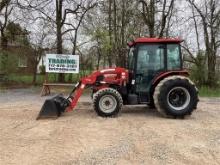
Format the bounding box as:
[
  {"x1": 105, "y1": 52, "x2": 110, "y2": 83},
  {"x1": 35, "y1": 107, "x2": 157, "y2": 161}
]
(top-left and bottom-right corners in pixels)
[
  {"x1": 5, "y1": 72, "x2": 90, "y2": 85},
  {"x1": 199, "y1": 86, "x2": 220, "y2": 97}
]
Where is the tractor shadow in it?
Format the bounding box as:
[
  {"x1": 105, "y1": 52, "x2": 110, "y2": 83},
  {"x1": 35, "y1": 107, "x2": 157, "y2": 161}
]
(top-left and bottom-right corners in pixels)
[
  {"x1": 69, "y1": 103, "x2": 160, "y2": 119},
  {"x1": 122, "y1": 105, "x2": 160, "y2": 118}
]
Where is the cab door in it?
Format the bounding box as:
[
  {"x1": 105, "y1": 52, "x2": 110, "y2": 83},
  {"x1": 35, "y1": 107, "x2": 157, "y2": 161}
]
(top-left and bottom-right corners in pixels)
[{"x1": 135, "y1": 44, "x2": 165, "y2": 102}]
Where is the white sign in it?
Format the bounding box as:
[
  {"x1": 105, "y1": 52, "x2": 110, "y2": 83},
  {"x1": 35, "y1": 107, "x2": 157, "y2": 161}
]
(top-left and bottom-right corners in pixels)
[{"x1": 46, "y1": 54, "x2": 79, "y2": 73}]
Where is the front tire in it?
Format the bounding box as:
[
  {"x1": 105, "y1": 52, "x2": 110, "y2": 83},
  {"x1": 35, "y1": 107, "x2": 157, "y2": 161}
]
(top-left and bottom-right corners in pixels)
[
  {"x1": 93, "y1": 88, "x2": 123, "y2": 117},
  {"x1": 153, "y1": 76, "x2": 198, "y2": 118}
]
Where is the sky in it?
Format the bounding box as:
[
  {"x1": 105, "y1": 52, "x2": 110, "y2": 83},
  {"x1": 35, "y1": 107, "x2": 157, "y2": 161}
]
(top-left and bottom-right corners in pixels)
[{"x1": 1, "y1": 0, "x2": 218, "y2": 56}]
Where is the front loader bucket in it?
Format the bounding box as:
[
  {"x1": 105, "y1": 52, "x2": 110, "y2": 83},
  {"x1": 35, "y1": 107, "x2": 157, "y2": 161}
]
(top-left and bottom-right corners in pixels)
[{"x1": 37, "y1": 95, "x2": 67, "y2": 120}]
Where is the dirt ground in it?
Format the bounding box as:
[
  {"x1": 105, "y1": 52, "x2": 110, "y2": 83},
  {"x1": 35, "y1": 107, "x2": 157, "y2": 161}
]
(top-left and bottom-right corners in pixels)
[{"x1": 0, "y1": 87, "x2": 220, "y2": 165}]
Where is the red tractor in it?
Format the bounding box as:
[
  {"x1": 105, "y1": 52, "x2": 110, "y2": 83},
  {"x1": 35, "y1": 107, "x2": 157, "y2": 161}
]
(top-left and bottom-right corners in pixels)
[{"x1": 37, "y1": 37, "x2": 199, "y2": 119}]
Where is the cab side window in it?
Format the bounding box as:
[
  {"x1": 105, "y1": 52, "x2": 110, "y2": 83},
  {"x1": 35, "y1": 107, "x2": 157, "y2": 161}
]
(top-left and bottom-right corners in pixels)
[
  {"x1": 167, "y1": 44, "x2": 181, "y2": 70},
  {"x1": 128, "y1": 47, "x2": 135, "y2": 70}
]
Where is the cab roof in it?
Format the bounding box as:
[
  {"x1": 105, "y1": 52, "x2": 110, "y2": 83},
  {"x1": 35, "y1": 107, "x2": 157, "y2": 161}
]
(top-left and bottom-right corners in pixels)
[{"x1": 128, "y1": 37, "x2": 183, "y2": 47}]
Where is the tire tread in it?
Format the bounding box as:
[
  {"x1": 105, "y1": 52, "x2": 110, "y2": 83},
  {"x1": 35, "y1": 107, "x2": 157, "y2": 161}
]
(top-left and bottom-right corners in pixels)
[
  {"x1": 153, "y1": 76, "x2": 198, "y2": 118},
  {"x1": 93, "y1": 88, "x2": 123, "y2": 117}
]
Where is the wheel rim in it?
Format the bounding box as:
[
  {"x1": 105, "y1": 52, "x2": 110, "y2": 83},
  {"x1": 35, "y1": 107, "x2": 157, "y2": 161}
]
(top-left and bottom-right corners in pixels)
[
  {"x1": 167, "y1": 87, "x2": 190, "y2": 111},
  {"x1": 99, "y1": 95, "x2": 117, "y2": 113}
]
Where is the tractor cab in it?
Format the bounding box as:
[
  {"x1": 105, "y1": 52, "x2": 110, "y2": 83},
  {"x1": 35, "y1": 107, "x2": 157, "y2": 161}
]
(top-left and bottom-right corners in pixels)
[{"x1": 127, "y1": 38, "x2": 184, "y2": 103}]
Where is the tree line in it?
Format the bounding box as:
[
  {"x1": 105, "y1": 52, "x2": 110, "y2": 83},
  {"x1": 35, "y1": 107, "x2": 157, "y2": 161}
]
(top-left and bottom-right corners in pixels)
[{"x1": 0, "y1": 0, "x2": 220, "y2": 87}]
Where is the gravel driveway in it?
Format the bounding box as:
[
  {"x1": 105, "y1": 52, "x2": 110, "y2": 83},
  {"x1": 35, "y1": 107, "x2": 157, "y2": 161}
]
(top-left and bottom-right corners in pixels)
[{"x1": 0, "y1": 88, "x2": 220, "y2": 165}]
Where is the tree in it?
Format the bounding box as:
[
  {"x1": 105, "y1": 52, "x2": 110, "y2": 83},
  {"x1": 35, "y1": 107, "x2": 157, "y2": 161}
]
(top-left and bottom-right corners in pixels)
[
  {"x1": 17, "y1": 0, "x2": 97, "y2": 82},
  {"x1": 188, "y1": 0, "x2": 220, "y2": 87},
  {"x1": 6, "y1": 22, "x2": 30, "y2": 44},
  {"x1": 182, "y1": 44, "x2": 207, "y2": 86},
  {"x1": 0, "y1": 0, "x2": 15, "y2": 79},
  {"x1": 0, "y1": 0, "x2": 10, "y2": 11},
  {"x1": 29, "y1": 20, "x2": 54, "y2": 85},
  {"x1": 83, "y1": 0, "x2": 145, "y2": 68},
  {"x1": 106, "y1": 0, "x2": 141, "y2": 67},
  {"x1": 139, "y1": 0, "x2": 175, "y2": 37},
  {"x1": 0, "y1": 0, "x2": 14, "y2": 49},
  {"x1": 68, "y1": 1, "x2": 97, "y2": 55},
  {"x1": 190, "y1": 52, "x2": 207, "y2": 86}
]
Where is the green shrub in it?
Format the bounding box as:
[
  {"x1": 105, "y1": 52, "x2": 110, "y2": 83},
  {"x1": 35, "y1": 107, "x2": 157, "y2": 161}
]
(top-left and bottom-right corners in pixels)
[{"x1": 189, "y1": 52, "x2": 207, "y2": 87}]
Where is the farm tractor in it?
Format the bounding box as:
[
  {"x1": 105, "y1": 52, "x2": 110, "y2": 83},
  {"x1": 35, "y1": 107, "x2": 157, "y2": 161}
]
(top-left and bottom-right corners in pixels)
[{"x1": 37, "y1": 37, "x2": 199, "y2": 119}]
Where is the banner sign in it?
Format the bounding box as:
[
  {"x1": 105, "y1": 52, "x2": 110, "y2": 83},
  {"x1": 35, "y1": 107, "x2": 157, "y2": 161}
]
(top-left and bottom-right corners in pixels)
[{"x1": 46, "y1": 54, "x2": 79, "y2": 73}]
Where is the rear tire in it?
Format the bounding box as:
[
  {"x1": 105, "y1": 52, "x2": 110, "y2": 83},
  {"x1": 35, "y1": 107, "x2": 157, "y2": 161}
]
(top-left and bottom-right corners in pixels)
[
  {"x1": 93, "y1": 88, "x2": 123, "y2": 117},
  {"x1": 153, "y1": 76, "x2": 198, "y2": 118}
]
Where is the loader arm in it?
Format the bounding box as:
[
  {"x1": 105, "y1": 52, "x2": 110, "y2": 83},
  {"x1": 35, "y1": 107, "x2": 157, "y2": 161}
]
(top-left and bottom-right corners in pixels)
[
  {"x1": 66, "y1": 67, "x2": 129, "y2": 112},
  {"x1": 37, "y1": 67, "x2": 128, "y2": 119}
]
